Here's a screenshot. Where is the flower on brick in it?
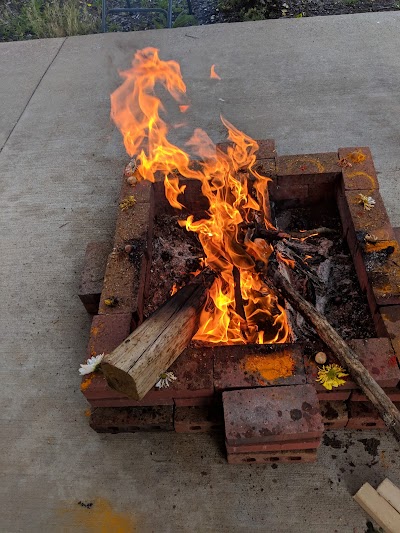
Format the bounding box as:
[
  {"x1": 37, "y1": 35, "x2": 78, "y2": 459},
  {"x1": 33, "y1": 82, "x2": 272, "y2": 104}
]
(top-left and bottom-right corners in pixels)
[
  {"x1": 79, "y1": 354, "x2": 104, "y2": 375},
  {"x1": 155, "y1": 371, "x2": 177, "y2": 389},
  {"x1": 316, "y1": 363, "x2": 348, "y2": 390},
  {"x1": 358, "y1": 193, "x2": 375, "y2": 211}
]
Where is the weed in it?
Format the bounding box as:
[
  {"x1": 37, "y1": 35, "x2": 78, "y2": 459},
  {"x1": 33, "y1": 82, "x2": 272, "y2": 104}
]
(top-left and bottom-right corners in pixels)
[{"x1": 0, "y1": 0, "x2": 100, "y2": 41}]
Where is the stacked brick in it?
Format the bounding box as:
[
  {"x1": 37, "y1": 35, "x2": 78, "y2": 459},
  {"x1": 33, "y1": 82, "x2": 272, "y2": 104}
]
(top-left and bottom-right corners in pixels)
[{"x1": 78, "y1": 143, "x2": 400, "y2": 463}]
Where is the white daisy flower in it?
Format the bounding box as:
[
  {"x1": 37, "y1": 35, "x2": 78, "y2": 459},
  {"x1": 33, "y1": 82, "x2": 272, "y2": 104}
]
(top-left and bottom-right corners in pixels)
[
  {"x1": 358, "y1": 194, "x2": 376, "y2": 211},
  {"x1": 79, "y1": 354, "x2": 104, "y2": 375},
  {"x1": 155, "y1": 371, "x2": 177, "y2": 389}
]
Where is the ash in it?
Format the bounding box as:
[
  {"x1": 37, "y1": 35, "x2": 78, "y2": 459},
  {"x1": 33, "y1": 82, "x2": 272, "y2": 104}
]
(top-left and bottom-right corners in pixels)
[
  {"x1": 275, "y1": 202, "x2": 377, "y2": 340},
  {"x1": 144, "y1": 213, "x2": 203, "y2": 318}
]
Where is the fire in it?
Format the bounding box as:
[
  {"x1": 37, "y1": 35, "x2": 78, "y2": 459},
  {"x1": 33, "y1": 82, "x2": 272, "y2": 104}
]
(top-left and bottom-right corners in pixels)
[
  {"x1": 110, "y1": 47, "x2": 289, "y2": 344},
  {"x1": 210, "y1": 64, "x2": 221, "y2": 80}
]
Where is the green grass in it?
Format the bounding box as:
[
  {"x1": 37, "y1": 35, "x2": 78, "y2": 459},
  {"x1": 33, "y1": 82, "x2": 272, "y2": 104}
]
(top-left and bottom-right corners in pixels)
[{"x1": 0, "y1": 0, "x2": 100, "y2": 41}]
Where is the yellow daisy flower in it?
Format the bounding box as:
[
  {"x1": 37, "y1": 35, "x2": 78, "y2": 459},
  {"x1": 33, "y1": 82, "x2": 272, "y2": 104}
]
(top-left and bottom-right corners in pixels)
[{"x1": 316, "y1": 364, "x2": 348, "y2": 390}]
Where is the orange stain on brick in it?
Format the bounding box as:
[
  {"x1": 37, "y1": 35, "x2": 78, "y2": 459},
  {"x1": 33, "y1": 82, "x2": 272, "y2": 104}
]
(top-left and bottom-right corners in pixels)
[
  {"x1": 80, "y1": 373, "x2": 95, "y2": 391},
  {"x1": 59, "y1": 498, "x2": 136, "y2": 532},
  {"x1": 347, "y1": 150, "x2": 367, "y2": 164},
  {"x1": 243, "y1": 352, "x2": 295, "y2": 383}
]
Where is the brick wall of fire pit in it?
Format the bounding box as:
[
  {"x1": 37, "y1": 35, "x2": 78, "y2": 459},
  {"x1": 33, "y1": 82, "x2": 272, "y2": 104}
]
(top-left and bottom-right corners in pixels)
[{"x1": 79, "y1": 144, "x2": 400, "y2": 464}]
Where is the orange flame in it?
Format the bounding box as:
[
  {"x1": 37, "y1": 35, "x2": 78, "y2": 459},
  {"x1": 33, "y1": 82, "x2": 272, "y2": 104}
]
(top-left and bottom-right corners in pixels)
[
  {"x1": 210, "y1": 64, "x2": 221, "y2": 80},
  {"x1": 110, "y1": 48, "x2": 289, "y2": 345}
]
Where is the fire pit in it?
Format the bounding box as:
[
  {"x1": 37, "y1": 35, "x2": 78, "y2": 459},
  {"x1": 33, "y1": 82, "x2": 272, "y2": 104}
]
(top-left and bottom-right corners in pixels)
[{"x1": 78, "y1": 48, "x2": 400, "y2": 464}]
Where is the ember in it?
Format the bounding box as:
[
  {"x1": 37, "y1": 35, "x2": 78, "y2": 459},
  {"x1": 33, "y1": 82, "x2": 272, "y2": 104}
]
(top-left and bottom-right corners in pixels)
[{"x1": 110, "y1": 47, "x2": 289, "y2": 345}]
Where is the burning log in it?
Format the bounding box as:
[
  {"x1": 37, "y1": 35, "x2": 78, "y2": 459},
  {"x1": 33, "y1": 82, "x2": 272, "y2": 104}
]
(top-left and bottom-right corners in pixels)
[
  {"x1": 101, "y1": 269, "x2": 215, "y2": 400},
  {"x1": 267, "y1": 264, "x2": 400, "y2": 441}
]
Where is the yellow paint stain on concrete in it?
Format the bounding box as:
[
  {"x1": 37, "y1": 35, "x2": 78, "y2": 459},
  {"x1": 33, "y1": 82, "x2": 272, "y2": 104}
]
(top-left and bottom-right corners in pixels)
[
  {"x1": 59, "y1": 498, "x2": 136, "y2": 533},
  {"x1": 243, "y1": 352, "x2": 295, "y2": 383}
]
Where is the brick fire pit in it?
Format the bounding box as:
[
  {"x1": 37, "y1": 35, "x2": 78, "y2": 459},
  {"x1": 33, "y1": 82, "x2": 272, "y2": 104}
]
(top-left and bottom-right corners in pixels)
[{"x1": 79, "y1": 143, "x2": 400, "y2": 464}]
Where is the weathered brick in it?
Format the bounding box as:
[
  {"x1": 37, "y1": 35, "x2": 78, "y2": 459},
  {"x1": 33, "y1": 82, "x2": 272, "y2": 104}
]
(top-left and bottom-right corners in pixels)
[
  {"x1": 277, "y1": 153, "x2": 340, "y2": 186},
  {"x1": 270, "y1": 183, "x2": 309, "y2": 203},
  {"x1": 348, "y1": 338, "x2": 400, "y2": 388},
  {"x1": 223, "y1": 385, "x2": 323, "y2": 446},
  {"x1": 226, "y1": 439, "x2": 321, "y2": 454},
  {"x1": 174, "y1": 396, "x2": 214, "y2": 407},
  {"x1": 81, "y1": 313, "x2": 132, "y2": 404},
  {"x1": 317, "y1": 390, "x2": 351, "y2": 401},
  {"x1": 304, "y1": 351, "x2": 358, "y2": 390},
  {"x1": 83, "y1": 345, "x2": 214, "y2": 407},
  {"x1": 89, "y1": 406, "x2": 174, "y2": 433},
  {"x1": 174, "y1": 405, "x2": 223, "y2": 433},
  {"x1": 78, "y1": 241, "x2": 110, "y2": 314},
  {"x1": 214, "y1": 344, "x2": 306, "y2": 391},
  {"x1": 254, "y1": 139, "x2": 276, "y2": 160},
  {"x1": 343, "y1": 188, "x2": 395, "y2": 245},
  {"x1": 319, "y1": 400, "x2": 348, "y2": 429},
  {"x1": 338, "y1": 147, "x2": 379, "y2": 190},
  {"x1": 85, "y1": 313, "x2": 132, "y2": 358},
  {"x1": 351, "y1": 388, "x2": 400, "y2": 402},
  {"x1": 305, "y1": 338, "x2": 399, "y2": 390},
  {"x1": 346, "y1": 402, "x2": 386, "y2": 430},
  {"x1": 379, "y1": 305, "x2": 400, "y2": 358},
  {"x1": 119, "y1": 177, "x2": 153, "y2": 204},
  {"x1": 227, "y1": 449, "x2": 318, "y2": 464}
]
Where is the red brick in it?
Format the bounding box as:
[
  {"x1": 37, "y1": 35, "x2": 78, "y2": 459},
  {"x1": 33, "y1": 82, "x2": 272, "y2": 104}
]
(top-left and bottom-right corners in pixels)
[
  {"x1": 255, "y1": 139, "x2": 276, "y2": 159},
  {"x1": 78, "y1": 241, "x2": 110, "y2": 314},
  {"x1": 223, "y1": 384, "x2": 323, "y2": 446},
  {"x1": 89, "y1": 406, "x2": 174, "y2": 433},
  {"x1": 81, "y1": 313, "x2": 132, "y2": 404},
  {"x1": 88, "y1": 396, "x2": 173, "y2": 407},
  {"x1": 270, "y1": 183, "x2": 309, "y2": 203},
  {"x1": 227, "y1": 449, "x2": 318, "y2": 464},
  {"x1": 174, "y1": 405, "x2": 223, "y2": 433},
  {"x1": 98, "y1": 182, "x2": 154, "y2": 319},
  {"x1": 346, "y1": 402, "x2": 386, "y2": 430},
  {"x1": 317, "y1": 390, "x2": 351, "y2": 401},
  {"x1": 348, "y1": 338, "x2": 400, "y2": 388},
  {"x1": 83, "y1": 346, "x2": 214, "y2": 407},
  {"x1": 226, "y1": 439, "x2": 321, "y2": 454},
  {"x1": 98, "y1": 251, "x2": 146, "y2": 317},
  {"x1": 304, "y1": 351, "x2": 358, "y2": 391},
  {"x1": 305, "y1": 338, "x2": 399, "y2": 390},
  {"x1": 85, "y1": 313, "x2": 132, "y2": 359},
  {"x1": 214, "y1": 344, "x2": 306, "y2": 391},
  {"x1": 174, "y1": 396, "x2": 214, "y2": 407},
  {"x1": 351, "y1": 388, "x2": 400, "y2": 402},
  {"x1": 379, "y1": 305, "x2": 400, "y2": 358},
  {"x1": 366, "y1": 241, "x2": 400, "y2": 306},
  {"x1": 340, "y1": 188, "x2": 396, "y2": 247},
  {"x1": 338, "y1": 147, "x2": 379, "y2": 190},
  {"x1": 277, "y1": 153, "x2": 340, "y2": 186},
  {"x1": 118, "y1": 177, "x2": 153, "y2": 204},
  {"x1": 319, "y1": 400, "x2": 348, "y2": 429}
]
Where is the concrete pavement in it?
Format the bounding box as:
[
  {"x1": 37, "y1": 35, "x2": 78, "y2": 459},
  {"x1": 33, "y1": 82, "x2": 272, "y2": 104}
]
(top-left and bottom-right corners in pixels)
[{"x1": 1, "y1": 12, "x2": 400, "y2": 532}]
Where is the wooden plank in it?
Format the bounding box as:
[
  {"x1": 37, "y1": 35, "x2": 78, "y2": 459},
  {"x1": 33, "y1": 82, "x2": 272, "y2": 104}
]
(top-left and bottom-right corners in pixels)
[
  {"x1": 101, "y1": 270, "x2": 215, "y2": 400},
  {"x1": 353, "y1": 482, "x2": 400, "y2": 533},
  {"x1": 377, "y1": 479, "x2": 400, "y2": 515}
]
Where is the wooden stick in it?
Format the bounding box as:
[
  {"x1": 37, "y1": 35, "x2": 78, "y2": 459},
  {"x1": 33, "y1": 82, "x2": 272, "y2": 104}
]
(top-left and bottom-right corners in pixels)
[
  {"x1": 101, "y1": 269, "x2": 215, "y2": 400},
  {"x1": 267, "y1": 264, "x2": 400, "y2": 441}
]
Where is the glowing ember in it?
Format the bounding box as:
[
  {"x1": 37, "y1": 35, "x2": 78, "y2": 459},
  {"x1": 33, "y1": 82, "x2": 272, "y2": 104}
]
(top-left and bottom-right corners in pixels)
[{"x1": 110, "y1": 47, "x2": 289, "y2": 345}]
